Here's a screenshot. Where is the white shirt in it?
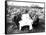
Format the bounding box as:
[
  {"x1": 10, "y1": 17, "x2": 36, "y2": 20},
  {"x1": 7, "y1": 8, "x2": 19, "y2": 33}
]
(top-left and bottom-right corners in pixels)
[{"x1": 19, "y1": 14, "x2": 33, "y2": 26}]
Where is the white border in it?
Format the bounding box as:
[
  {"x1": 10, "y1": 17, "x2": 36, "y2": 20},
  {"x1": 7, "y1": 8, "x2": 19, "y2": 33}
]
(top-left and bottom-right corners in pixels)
[{"x1": 7, "y1": 1, "x2": 44, "y2": 7}]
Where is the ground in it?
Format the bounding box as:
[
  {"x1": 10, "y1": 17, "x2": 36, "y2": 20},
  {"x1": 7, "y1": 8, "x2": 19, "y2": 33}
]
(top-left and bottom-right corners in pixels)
[{"x1": 7, "y1": 19, "x2": 45, "y2": 34}]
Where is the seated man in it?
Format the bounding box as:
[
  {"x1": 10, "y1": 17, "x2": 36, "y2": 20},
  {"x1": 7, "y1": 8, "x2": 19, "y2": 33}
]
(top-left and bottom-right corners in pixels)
[
  {"x1": 13, "y1": 14, "x2": 22, "y2": 30},
  {"x1": 32, "y1": 15, "x2": 39, "y2": 28}
]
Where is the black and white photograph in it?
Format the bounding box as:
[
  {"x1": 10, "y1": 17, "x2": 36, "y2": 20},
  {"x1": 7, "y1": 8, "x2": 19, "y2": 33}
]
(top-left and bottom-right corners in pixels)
[{"x1": 5, "y1": 0, "x2": 45, "y2": 34}]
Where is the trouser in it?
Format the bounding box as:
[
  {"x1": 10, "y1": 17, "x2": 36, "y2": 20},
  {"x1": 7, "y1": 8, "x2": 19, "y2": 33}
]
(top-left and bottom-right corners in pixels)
[{"x1": 19, "y1": 25, "x2": 32, "y2": 30}]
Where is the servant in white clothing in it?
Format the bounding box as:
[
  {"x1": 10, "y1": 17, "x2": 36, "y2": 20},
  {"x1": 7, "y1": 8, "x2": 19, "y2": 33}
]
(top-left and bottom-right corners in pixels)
[{"x1": 19, "y1": 14, "x2": 33, "y2": 30}]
